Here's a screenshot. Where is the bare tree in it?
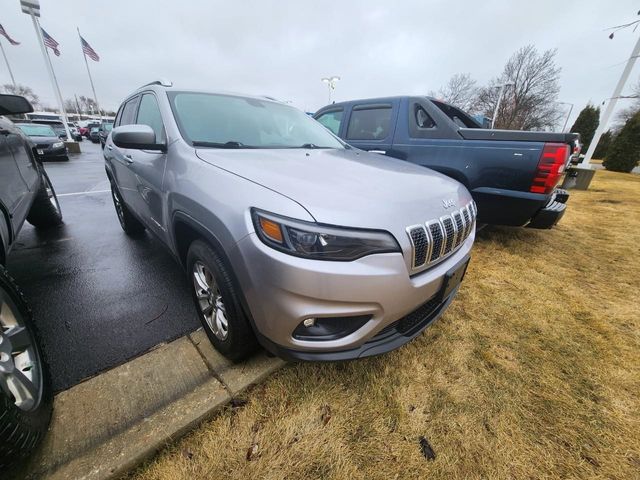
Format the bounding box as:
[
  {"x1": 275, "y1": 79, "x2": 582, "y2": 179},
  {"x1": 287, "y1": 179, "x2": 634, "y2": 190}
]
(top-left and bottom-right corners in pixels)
[
  {"x1": 1, "y1": 83, "x2": 41, "y2": 109},
  {"x1": 430, "y1": 73, "x2": 479, "y2": 113},
  {"x1": 614, "y1": 77, "x2": 640, "y2": 130},
  {"x1": 476, "y1": 45, "x2": 563, "y2": 130}
]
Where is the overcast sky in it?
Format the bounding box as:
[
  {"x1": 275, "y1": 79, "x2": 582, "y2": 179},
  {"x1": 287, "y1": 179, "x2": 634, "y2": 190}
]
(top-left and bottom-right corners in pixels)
[{"x1": 1, "y1": 0, "x2": 639, "y2": 126}]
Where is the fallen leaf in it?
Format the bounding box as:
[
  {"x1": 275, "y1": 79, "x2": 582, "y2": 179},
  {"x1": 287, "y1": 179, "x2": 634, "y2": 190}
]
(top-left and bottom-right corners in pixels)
[
  {"x1": 419, "y1": 436, "x2": 436, "y2": 461},
  {"x1": 246, "y1": 443, "x2": 259, "y2": 461},
  {"x1": 320, "y1": 405, "x2": 332, "y2": 425}
]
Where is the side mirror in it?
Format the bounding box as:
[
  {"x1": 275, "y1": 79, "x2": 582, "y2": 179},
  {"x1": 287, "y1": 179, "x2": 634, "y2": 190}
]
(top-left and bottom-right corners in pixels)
[
  {"x1": 0, "y1": 94, "x2": 34, "y2": 115},
  {"x1": 112, "y1": 124, "x2": 166, "y2": 152}
]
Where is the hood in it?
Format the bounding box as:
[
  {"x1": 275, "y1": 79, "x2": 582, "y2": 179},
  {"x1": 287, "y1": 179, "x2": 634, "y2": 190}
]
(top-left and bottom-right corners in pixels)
[
  {"x1": 195, "y1": 148, "x2": 471, "y2": 233},
  {"x1": 30, "y1": 136, "x2": 61, "y2": 144}
]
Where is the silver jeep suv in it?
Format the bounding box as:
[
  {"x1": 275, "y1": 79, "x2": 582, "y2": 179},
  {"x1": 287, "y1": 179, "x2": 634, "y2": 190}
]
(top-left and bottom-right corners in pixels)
[{"x1": 104, "y1": 80, "x2": 476, "y2": 361}]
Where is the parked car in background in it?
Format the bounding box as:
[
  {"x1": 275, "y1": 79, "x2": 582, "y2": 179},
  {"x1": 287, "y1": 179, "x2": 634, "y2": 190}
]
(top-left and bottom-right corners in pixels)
[
  {"x1": 98, "y1": 121, "x2": 113, "y2": 148},
  {"x1": 105, "y1": 82, "x2": 476, "y2": 362},
  {"x1": 89, "y1": 126, "x2": 100, "y2": 143},
  {"x1": 0, "y1": 94, "x2": 58, "y2": 472},
  {"x1": 315, "y1": 96, "x2": 578, "y2": 229},
  {"x1": 31, "y1": 119, "x2": 68, "y2": 142},
  {"x1": 81, "y1": 121, "x2": 100, "y2": 138},
  {"x1": 15, "y1": 123, "x2": 69, "y2": 162},
  {"x1": 67, "y1": 123, "x2": 83, "y2": 142}
]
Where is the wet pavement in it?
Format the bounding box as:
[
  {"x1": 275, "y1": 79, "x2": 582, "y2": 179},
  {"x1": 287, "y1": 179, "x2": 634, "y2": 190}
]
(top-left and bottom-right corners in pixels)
[{"x1": 6, "y1": 142, "x2": 200, "y2": 391}]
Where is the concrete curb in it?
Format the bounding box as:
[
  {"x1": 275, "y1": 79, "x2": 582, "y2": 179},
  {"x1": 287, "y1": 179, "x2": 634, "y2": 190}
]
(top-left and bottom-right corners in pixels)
[{"x1": 17, "y1": 329, "x2": 286, "y2": 480}]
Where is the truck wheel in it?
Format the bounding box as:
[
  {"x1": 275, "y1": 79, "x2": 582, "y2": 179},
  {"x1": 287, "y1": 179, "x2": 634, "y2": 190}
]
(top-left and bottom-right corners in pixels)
[
  {"x1": 110, "y1": 183, "x2": 145, "y2": 236},
  {"x1": 26, "y1": 169, "x2": 63, "y2": 229},
  {"x1": 187, "y1": 240, "x2": 257, "y2": 361},
  {"x1": 0, "y1": 266, "x2": 53, "y2": 472}
]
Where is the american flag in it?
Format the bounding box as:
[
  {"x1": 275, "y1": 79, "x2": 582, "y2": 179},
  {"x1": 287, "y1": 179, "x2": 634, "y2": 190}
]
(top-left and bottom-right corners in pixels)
[
  {"x1": 0, "y1": 24, "x2": 19, "y2": 46},
  {"x1": 80, "y1": 35, "x2": 99, "y2": 62},
  {"x1": 41, "y1": 27, "x2": 60, "y2": 56}
]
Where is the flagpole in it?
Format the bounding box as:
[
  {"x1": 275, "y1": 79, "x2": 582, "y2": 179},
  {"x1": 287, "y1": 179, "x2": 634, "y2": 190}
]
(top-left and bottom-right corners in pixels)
[
  {"x1": 29, "y1": 15, "x2": 73, "y2": 141},
  {"x1": 78, "y1": 28, "x2": 102, "y2": 122},
  {"x1": 0, "y1": 40, "x2": 16, "y2": 87}
]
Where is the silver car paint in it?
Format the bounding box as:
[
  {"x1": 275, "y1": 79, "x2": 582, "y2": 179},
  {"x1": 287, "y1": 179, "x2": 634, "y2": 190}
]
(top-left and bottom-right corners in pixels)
[{"x1": 104, "y1": 85, "x2": 474, "y2": 355}]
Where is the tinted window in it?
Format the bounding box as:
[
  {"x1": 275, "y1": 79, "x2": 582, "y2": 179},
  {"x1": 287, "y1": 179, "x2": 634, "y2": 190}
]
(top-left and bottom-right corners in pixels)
[
  {"x1": 113, "y1": 106, "x2": 124, "y2": 127},
  {"x1": 415, "y1": 106, "x2": 436, "y2": 129},
  {"x1": 169, "y1": 92, "x2": 344, "y2": 149},
  {"x1": 431, "y1": 100, "x2": 480, "y2": 128},
  {"x1": 346, "y1": 107, "x2": 392, "y2": 140},
  {"x1": 315, "y1": 109, "x2": 343, "y2": 135},
  {"x1": 136, "y1": 94, "x2": 165, "y2": 142},
  {"x1": 119, "y1": 97, "x2": 139, "y2": 126}
]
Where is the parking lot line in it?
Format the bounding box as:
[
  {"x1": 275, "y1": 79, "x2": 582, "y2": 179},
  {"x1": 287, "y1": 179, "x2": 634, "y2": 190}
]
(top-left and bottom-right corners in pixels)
[{"x1": 56, "y1": 189, "x2": 110, "y2": 197}]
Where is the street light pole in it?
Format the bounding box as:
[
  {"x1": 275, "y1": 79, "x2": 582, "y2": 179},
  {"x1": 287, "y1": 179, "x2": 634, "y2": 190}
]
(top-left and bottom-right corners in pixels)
[
  {"x1": 557, "y1": 102, "x2": 574, "y2": 132},
  {"x1": 321, "y1": 76, "x2": 340, "y2": 104},
  {"x1": 491, "y1": 81, "x2": 514, "y2": 129},
  {"x1": 21, "y1": 0, "x2": 73, "y2": 142},
  {"x1": 580, "y1": 31, "x2": 640, "y2": 168}
]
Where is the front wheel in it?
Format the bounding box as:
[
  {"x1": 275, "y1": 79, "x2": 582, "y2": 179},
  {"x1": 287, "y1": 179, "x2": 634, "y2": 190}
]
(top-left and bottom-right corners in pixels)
[
  {"x1": 0, "y1": 266, "x2": 53, "y2": 472},
  {"x1": 110, "y1": 183, "x2": 145, "y2": 236},
  {"x1": 26, "y1": 168, "x2": 63, "y2": 229},
  {"x1": 187, "y1": 240, "x2": 257, "y2": 361}
]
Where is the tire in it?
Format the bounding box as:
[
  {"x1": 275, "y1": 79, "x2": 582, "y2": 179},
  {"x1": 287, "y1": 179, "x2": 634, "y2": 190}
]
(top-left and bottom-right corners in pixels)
[
  {"x1": 0, "y1": 266, "x2": 53, "y2": 473},
  {"x1": 26, "y1": 169, "x2": 63, "y2": 229},
  {"x1": 187, "y1": 240, "x2": 257, "y2": 361},
  {"x1": 109, "y1": 183, "x2": 145, "y2": 236}
]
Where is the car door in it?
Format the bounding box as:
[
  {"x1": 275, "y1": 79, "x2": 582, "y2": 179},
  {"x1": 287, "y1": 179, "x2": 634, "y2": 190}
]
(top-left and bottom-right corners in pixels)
[
  {"x1": 107, "y1": 95, "x2": 140, "y2": 209},
  {"x1": 342, "y1": 101, "x2": 399, "y2": 155},
  {"x1": 0, "y1": 124, "x2": 35, "y2": 234},
  {"x1": 126, "y1": 92, "x2": 168, "y2": 239}
]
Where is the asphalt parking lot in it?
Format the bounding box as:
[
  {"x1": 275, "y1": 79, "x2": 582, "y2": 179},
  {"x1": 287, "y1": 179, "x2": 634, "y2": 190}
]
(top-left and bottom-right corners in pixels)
[{"x1": 6, "y1": 141, "x2": 200, "y2": 391}]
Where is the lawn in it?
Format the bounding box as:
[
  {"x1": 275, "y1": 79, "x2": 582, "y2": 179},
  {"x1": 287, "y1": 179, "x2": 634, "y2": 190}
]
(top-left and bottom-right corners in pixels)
[{"x1": 131, "y1": 170, "x2": 640, "y2": 480}]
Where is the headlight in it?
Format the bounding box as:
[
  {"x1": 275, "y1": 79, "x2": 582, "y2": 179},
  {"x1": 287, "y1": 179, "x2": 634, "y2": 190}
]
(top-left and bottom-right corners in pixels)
[
  {"x1": 252, "y1": 209, "x2": 400, "y2": 261},
  {"x1": 52, "y1": 142, "x2": 64, "y2": 149}
]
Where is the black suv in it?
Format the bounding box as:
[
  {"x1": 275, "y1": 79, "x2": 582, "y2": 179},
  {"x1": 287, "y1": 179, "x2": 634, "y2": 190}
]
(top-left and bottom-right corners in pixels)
[{"x1": 0, "y1": 94, "x2": 62, "y2": 472}]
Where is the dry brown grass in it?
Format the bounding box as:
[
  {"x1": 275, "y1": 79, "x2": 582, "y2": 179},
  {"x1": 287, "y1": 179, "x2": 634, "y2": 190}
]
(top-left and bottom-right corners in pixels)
[{"x1": 130, "y1": 171, "x2": 640, "y2": 480}]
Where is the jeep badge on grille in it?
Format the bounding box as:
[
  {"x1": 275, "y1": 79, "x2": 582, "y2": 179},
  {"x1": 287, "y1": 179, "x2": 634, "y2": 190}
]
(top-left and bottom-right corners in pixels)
[{"x1": 442, "y1": 199, "x2": 456, "y2": 209}]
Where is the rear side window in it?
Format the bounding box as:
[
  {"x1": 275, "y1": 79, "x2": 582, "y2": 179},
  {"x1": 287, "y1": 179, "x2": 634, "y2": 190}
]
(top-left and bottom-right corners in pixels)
[
  {"x1": 346, "y1": 106, "x2": 392, "y2": 140},
  {"x1": 315, "y1": 109, "x2": 343, "y2": 135},
  {"x1": 119, "y1": 96, "x2": 140, "y2": 126},
  {"x1": 431, "y1": 100, "x2": 480, "y2": 128},
  {"x1": 415, "y1": 105, "x2": 436, "y2": 129},
  {"x1": 136, "y1": 94, "x2": 165, "y2": 142}
]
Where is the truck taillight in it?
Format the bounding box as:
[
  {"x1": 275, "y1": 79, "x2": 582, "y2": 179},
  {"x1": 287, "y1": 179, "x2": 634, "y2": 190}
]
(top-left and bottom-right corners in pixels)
[{"x1": 530, "y1": 143, "x2": 569, "y2": 194}]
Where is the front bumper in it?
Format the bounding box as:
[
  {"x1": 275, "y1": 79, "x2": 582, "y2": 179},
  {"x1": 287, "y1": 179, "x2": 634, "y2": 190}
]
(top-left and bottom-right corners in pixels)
[
  {"x1": 231, "y1": 230, "x2": 474, "y2": 360},
  {"x1": 38, "y1": 146, "x2": 68, "y2": 161}
]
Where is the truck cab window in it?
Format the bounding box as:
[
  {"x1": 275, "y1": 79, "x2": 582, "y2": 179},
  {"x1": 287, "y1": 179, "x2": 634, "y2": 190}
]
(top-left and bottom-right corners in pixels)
[
  {"x1": 415, "y1": 106, "x2": 435, "y2": 129},
  {"x1": 316, "y1": 109, "x2": 343, "y2": 136},
  {"x1": 431, "y1": 100, "x2": 481, "y2": 128},
  {"x1": 346, "y1": 107, "x2": 392, "y2": 140}
]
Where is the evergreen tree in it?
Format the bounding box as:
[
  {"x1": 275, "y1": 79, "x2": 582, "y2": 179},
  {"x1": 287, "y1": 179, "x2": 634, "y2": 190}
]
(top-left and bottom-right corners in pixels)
[
  {"x1": 593, "y1": 130, "x2": 613, "y2": 160},
  {"x1": 603, "y1": 110, "x2": 640, "y2": 173},
  {"x1": 570, "y1": 104, "x2": 600, "y2": 153}
]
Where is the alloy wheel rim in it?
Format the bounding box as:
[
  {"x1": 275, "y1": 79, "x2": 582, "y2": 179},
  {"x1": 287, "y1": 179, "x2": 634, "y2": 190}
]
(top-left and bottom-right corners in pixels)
[
  {"x1": 45, "y1": 176, "x2": 60, "y2": 213},
  {"x1": 0, "y1": 288, "x2": 42, "y2": 412},
  {"x1": 192, "y1": 261, "x2": 229, "y2": 341},
  {"x1": 111, "y1": 188, "x2": 125, "y2": 226}
]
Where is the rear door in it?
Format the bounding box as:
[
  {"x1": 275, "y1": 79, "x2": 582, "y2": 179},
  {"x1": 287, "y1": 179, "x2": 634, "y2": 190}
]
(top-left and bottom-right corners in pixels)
[
  {"x1": 0, "y1": 128, "x2": 30, "y2": 235},
  {"x1": 342, "y1": 100, "x2": 399, "y2": 155}
]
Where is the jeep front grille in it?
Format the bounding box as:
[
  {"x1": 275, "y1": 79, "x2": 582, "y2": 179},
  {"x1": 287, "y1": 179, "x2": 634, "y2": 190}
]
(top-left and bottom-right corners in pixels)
[{"x1": 406, "y1": 201, "x2": 476, "y2": 270}]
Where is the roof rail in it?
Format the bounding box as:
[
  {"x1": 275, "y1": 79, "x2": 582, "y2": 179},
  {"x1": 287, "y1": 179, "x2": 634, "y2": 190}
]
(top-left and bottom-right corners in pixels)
[{"x1": 138, "y1": 78, "x2": 173, "y2": 89}]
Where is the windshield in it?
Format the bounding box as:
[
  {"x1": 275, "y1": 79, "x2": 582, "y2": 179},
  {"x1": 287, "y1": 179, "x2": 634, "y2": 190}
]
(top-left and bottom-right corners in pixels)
[
  {"x1": 168, "y1": 92, "x2": 344, "y2": 149},
  {"x1": 17, "y1": 124, "x2": 57, "y2": 137}
]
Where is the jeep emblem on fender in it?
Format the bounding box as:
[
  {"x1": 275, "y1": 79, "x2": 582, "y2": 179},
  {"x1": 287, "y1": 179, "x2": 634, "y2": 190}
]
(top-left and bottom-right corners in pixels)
[{"x1": 442, "y1": 199, "x2": 456, "y2": 209}]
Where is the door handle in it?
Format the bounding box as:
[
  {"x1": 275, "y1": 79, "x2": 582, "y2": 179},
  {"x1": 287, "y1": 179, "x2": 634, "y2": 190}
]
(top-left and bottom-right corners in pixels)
[
  {"x1": 107, "y1": 145, "x2": 113, "y2": 151},
  {"x1": 124, "y1": 154, "x2": 134, "y2": 164},
  {"x1": 368, "y1": 149, "x2": 386, "y2": 155}
]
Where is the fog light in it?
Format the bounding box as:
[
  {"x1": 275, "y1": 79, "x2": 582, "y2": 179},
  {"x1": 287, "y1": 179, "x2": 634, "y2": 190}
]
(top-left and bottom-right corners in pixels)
[{"x1": 293, "y1": 315, "x2": 372, "y2": 341}]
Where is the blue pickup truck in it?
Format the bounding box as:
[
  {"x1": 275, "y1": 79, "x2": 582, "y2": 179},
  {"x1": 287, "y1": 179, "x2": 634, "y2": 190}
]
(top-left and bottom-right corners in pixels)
[{"x1": 314, "y1": 97, "x2": 579, "y2": 229}]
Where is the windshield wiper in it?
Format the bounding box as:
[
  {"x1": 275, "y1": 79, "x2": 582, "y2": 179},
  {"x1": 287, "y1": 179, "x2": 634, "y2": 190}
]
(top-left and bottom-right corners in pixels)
[{"x1": 192, "y1": 140, "x2": 255, "y2": 149}]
